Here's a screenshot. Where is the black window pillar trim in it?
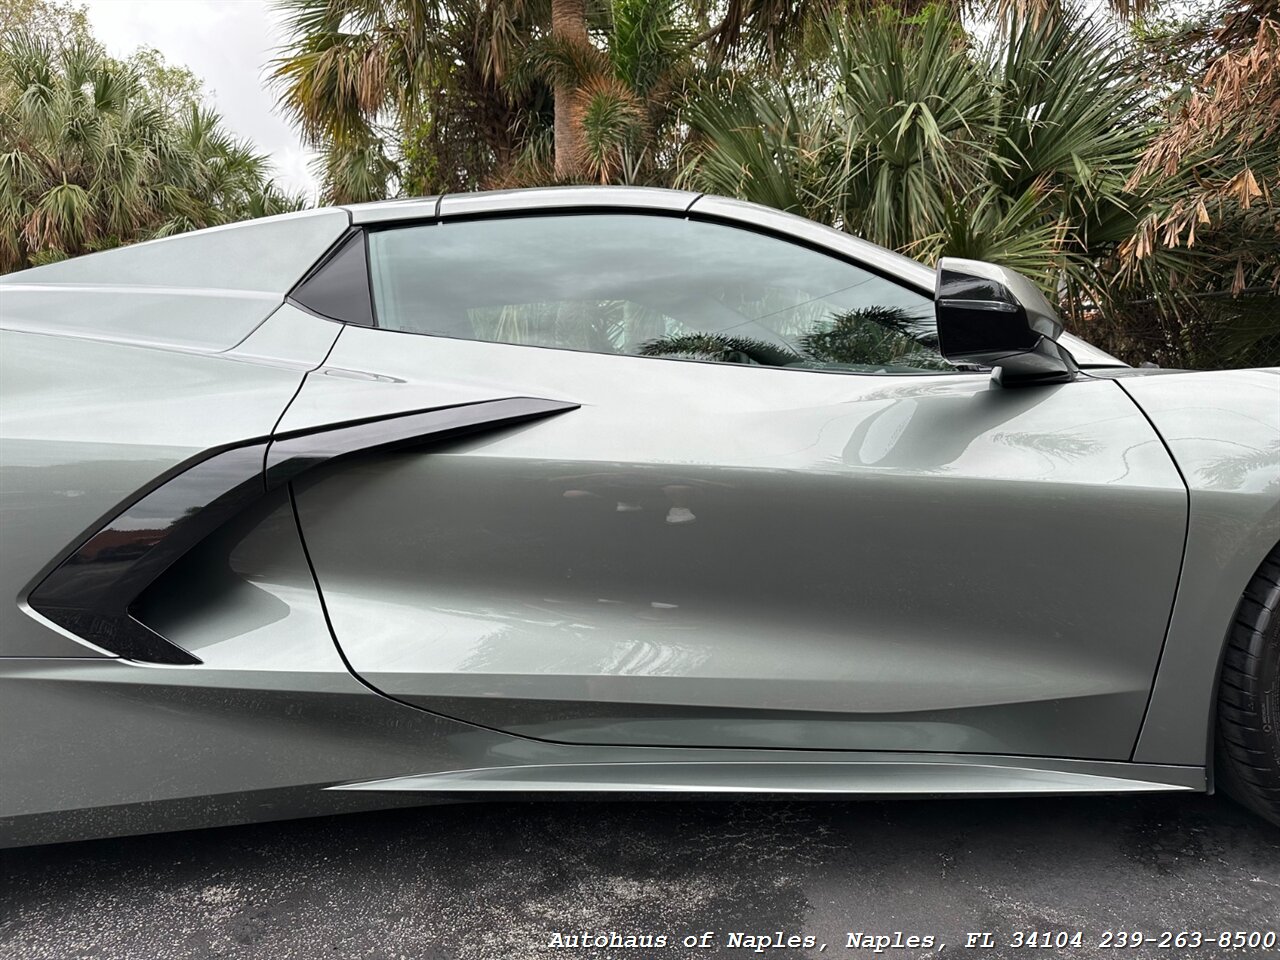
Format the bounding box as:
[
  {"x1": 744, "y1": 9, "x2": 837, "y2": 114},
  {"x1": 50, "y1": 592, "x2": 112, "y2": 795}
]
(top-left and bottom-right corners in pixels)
[
  {"x1": 285, "y1": 225, "x2": 377, "y2": 327},
  {"x1": 26, "y1": 398, "x2": 580, "y2": 665}
]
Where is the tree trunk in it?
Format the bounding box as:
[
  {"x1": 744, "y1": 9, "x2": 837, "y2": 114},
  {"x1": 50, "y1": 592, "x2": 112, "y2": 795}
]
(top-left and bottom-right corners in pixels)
[{"x1": 551, "y1": 0, "x2": 587, "y2": 179}]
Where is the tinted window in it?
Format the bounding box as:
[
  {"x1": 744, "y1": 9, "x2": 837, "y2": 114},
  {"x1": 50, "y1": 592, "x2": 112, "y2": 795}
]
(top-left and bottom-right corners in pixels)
[{"x1": 368, "y1": 215, "x2": 952, "y2": 373}]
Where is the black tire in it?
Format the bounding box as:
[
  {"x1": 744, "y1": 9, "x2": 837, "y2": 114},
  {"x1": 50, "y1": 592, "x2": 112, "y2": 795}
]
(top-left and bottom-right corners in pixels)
[{"x1": 1215, "y1": 545, "x2": 1280, "y2": 826}]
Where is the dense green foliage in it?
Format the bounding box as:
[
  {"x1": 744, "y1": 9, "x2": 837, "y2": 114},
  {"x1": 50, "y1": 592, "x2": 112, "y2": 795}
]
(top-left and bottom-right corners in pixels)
[
  {"x1": 269, "y1": 0, "x2": 712, "y2": 195},
  {"x1": 683, "y1": 10, "x2": 1185, "y2": 364},
  {"x1": 0, "y1": 1, "x2": 301, "y2": 272},
  {"x1": 685, "y1": 12, "x2": 1150, "y2": 286}
]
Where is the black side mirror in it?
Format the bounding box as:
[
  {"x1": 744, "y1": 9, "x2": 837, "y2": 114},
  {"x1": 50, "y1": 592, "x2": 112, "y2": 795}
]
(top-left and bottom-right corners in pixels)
[{"x1": 935, "y1": 258, "x2": 1078, "y2": 385}]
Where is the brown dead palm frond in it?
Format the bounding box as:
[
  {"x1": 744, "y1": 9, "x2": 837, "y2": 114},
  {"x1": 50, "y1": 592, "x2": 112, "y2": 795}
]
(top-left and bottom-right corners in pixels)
[{"x1": 1123, "y1": 15, "x2": 1279, "y2": 295}]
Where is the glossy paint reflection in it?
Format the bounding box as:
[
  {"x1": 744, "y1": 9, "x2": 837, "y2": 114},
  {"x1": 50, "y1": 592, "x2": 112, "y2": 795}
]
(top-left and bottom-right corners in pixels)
[
  {"x1": 294, "y1": 328, "x2": 1188, "y2": 760},
  {"x1": 1122, "y1": 369, "x2": 1280, "y2": 765}
]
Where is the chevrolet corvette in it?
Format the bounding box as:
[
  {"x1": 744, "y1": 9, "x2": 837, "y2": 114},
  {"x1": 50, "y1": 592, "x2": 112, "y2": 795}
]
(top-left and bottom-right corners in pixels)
[{"x1": 1, "y1": 186, "x2": 1277, "y2": 846}]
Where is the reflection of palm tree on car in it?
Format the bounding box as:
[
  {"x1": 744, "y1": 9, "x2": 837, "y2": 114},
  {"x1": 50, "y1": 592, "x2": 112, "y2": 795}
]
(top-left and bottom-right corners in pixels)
[{"x1": 639, "y1": 305, "x2": 951, "y2": 371}]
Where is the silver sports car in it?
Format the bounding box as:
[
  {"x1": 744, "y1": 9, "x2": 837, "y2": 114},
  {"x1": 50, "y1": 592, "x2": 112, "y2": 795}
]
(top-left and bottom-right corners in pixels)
[{"x1": 1, "y1": 186, "x2": 1277, "y2": 847}]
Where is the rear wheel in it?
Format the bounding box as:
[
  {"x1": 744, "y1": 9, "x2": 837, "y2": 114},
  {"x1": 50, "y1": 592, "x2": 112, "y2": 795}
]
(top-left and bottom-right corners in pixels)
[{"x1": 1215, "y1": 545, "x2": 1280, "y2": 826}]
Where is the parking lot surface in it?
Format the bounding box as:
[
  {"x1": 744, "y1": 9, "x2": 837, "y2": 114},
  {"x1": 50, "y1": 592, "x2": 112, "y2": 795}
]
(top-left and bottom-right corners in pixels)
[{"x1": 2, "y1": 792, "x2": 1278, "y2": 960}]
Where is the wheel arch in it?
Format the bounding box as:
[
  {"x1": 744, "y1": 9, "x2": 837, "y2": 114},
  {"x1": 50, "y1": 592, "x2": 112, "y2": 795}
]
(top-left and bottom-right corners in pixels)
[{"x1": 1204, "y1": 536, "x2": 1280, "y2": 792}]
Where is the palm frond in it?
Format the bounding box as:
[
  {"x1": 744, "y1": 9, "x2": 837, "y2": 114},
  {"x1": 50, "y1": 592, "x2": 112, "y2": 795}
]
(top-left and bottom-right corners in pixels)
[{"x1": 577, "y1": 73, "x2": 643, "y2": 181}]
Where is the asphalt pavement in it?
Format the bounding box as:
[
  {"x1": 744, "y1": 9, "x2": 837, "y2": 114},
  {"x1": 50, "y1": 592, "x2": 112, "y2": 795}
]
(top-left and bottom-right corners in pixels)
[{"x1": 2, "y1": 792, "x2": 1277, "y2": 960}]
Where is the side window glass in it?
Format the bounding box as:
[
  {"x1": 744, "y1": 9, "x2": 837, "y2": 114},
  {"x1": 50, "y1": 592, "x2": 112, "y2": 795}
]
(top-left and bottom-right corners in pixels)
[{"x1": 367, "y1": 214, "x2": 953, "y2": 374}]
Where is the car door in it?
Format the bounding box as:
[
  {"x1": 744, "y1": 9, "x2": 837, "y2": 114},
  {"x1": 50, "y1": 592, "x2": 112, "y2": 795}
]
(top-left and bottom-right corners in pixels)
[{"x1": 282, "y1": 200, "x2": 1187, "y2": 761}]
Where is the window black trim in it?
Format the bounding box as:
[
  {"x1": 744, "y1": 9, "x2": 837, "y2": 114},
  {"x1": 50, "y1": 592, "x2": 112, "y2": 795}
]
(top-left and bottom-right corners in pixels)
[
  {"x1": 362, "y1": 221, "x2": 380, "y2": 328},
  {"x1": 287, "y1": 227, "x2": 376, "y2": 327}
]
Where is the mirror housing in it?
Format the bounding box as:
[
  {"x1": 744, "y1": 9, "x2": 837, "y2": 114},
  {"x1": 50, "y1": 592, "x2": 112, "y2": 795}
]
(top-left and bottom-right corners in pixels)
[{"x1": 935, "y1": 258, "x2": 1078, "y2": 385}]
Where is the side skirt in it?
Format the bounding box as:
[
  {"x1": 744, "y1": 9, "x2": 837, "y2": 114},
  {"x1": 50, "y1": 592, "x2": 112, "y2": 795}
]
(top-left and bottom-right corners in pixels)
[{"x1": 328, "y1": 755, "x2": 1205, "y2": 797}]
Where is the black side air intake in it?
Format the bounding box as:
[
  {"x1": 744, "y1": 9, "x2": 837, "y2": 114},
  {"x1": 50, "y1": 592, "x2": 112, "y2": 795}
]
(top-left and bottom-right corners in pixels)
[{"x1": 27, "y1": 398, "x2": 579, "y2": 664}]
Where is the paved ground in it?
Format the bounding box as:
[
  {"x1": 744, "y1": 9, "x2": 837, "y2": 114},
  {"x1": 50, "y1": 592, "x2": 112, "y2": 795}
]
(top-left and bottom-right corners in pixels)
[{"x1": 2, "y1": 792, "x2": 1277, "y2": 960}]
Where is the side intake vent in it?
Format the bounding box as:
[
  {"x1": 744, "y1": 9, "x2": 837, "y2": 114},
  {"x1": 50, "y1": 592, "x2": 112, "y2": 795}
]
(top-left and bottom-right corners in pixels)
[{"x1": 27, "y1": 398, "x2": 579, "y2": 664}]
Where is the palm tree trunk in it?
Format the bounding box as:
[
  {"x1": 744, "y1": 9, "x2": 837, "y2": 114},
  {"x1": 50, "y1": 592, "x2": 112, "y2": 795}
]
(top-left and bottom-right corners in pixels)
[{"x1": 551, "y1": 0, "x2": 587, "y2": 179}]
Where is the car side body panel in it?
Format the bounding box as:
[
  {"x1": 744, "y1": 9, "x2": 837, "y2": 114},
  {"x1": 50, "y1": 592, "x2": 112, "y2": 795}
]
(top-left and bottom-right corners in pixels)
[
  {"x1": 0, "y1": 492, "x2": 515, "y2": 843},
  {"x1": 1124, "y1": 369, "x2": 1280, "y2": 766},
  {"x1": 0, "y1": 454, "x2": 1202, "y2": 848},
  {"x1": 289, "y1": 325, "x2": 1187, "y2": 759}
]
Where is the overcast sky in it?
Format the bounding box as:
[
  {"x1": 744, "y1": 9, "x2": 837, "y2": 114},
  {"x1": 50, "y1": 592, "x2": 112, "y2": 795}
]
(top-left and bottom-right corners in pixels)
[{"x1": 82, "y1": 0, "x2": 320, "y2": 199}]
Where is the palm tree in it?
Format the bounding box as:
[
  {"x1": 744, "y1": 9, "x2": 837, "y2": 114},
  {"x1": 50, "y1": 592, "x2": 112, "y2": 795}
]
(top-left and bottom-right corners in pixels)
[
  {"x1": 269, "y1": 0, "x2": 1275, "y2": 366},
  {"x1": 550, "y1": 0, "x2": 589, "y2": 177},
  {"x1": 0, "y1": 34, "x2": 299, "y2": 272},
  {"x1": 511, "y1": 0, "x2": 704, "y2": 185},
  {"x1": 681, "y1": 8, "x2": 1155, "y2": 336},
  {"x1": 270, "y1": 0, "x2": 850, "y2": 197},
  {"x1": 271, "y1": 0, "x2": 562, "y2": 198},
  {"x1": 684, "y1": 3, "x2": 1278, "y2": 368}
]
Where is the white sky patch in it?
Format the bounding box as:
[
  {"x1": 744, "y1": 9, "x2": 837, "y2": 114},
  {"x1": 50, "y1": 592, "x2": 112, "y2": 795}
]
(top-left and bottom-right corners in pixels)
[{"x1": 81, "y1": 0, "x2": 320, "y2": 200}]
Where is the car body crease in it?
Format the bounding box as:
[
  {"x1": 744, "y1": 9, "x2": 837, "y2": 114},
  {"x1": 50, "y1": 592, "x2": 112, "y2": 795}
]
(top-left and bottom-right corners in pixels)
[{"x1": 1114, "y1": 377, "x2": 1195, "y2": 766}]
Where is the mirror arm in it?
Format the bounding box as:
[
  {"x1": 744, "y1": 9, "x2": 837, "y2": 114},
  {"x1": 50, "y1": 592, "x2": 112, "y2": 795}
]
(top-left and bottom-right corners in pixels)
[{"x1": 987, "y1": 337, "x2": 1080, "y2": 386}]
